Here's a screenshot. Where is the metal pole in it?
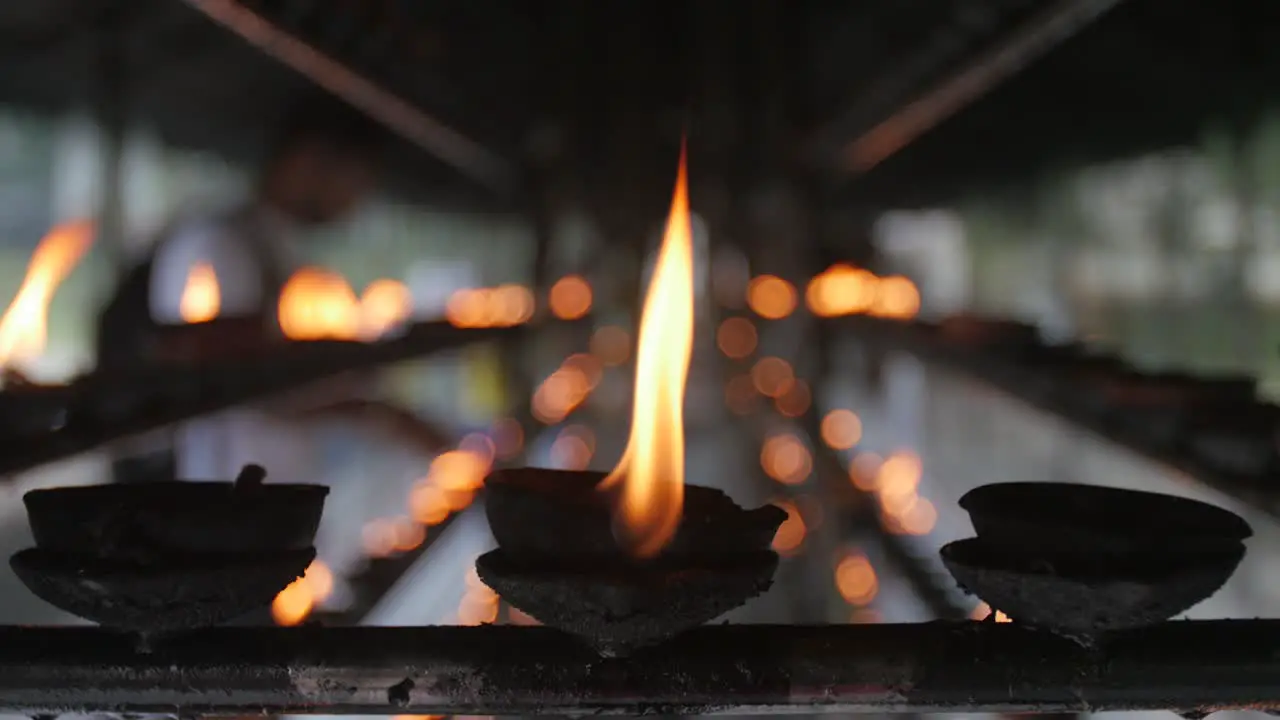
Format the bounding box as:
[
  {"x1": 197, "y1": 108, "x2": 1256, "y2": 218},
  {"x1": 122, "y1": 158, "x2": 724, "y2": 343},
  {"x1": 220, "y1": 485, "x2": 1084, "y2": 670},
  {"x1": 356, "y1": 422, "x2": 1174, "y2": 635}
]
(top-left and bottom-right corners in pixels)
[
  {"x1": 0, "y1": 622, "x2": 1278, "y2": 715},
  {"x1": 179, "y1": 0, "x2": 514, "y2": 192},
  {"x1": 839, "y1": 0, "x2": 1125, "y2": 173}
]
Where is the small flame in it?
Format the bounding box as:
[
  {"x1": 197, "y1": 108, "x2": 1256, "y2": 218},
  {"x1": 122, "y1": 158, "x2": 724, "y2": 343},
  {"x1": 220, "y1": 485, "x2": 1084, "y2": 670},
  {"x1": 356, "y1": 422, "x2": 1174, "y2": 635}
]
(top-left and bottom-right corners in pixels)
[
  {"x1": 0, "y1": 220, "x2": 94, "y2": 369},
  {"x1": 179, "y1": 263, "x2": 221, "y2": 324},
  {"x1": 277, "y1": 267, "x2": 361, "y2": 340},
  {"x1": 599, "y1": 146, "x2": 695, "y2": 558}
]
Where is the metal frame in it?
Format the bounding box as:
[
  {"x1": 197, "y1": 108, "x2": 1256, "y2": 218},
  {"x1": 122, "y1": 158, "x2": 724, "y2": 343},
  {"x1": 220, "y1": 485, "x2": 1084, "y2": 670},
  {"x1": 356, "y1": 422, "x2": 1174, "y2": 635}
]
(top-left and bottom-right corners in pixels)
[
  {"x1": 180, "y1": 0, "x2": 514, "y2": 192},
  {"x1": 0, "y1": 322, "x2": 523, "y2": 477},
  {"x1": 0, "y1": 621, "x2": 1276, "y2": 715},
  {"x1": 830, "y1": 0, "x2": 1126, "y2": 173},
  {"x1": 836, "y1": 315, "x2": 1280, "y2": 522}
]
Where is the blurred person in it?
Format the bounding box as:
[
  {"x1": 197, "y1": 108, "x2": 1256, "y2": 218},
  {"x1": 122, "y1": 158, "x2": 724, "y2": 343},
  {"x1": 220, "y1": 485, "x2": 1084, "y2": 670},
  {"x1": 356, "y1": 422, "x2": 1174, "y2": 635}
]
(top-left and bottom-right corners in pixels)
[{"x1": 95, "y1": 95, "x2": 449, "y2": 486}]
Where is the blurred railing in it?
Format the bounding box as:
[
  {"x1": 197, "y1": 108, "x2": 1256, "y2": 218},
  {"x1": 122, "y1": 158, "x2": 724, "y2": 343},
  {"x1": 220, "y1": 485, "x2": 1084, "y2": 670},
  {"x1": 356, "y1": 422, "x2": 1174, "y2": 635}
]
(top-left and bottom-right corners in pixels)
[{"x1": 830, "y1": 341, "x2": 1280, "y2": 623}]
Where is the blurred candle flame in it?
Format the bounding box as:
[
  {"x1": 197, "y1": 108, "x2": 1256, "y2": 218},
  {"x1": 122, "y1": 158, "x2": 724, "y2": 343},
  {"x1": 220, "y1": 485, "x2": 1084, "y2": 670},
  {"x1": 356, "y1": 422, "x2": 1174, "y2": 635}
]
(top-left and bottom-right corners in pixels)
[
  {"x1": 599, "y1": 146, "x2": 695, "y2": 559},
  {"x1": 277, "y1": 266, "x2": 361, "y2": 340},
  {"x1": 0, "y1": 220, "x2": 94, "y2": 368},
  {"x1": 179, "y1": 262, "x2": 221, "y2": 324},
  {"x1": 360, "y1": 278, "x2": 413, "y2": 338}
]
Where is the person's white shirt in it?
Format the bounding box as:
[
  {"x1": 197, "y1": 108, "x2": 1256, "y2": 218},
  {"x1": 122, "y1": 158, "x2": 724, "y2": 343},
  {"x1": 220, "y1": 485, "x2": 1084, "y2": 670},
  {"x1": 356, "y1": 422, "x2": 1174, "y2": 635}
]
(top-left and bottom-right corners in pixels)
[{"x1": 146, "y1": 204, "x2": 313, "y2": 484}]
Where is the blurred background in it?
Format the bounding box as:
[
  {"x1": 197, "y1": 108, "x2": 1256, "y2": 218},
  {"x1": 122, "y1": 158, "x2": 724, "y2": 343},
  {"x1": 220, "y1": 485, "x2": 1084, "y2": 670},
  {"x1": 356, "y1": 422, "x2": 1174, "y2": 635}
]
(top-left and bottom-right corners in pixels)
[{"x1": 1, "y1": 1, "x2": 1280, "y2": 719}]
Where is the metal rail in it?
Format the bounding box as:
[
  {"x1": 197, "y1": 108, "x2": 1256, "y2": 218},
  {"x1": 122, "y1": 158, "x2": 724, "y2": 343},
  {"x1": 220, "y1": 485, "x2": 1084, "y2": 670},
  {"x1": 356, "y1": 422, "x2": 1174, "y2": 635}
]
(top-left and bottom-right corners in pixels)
[
  {"x1": 0, "y1": 621, "x2": 1277, "y2": 715},
  {"x1": 180, "y1": 0, "x2": 514, "y2": 191},
  {"x1": 837, "y1": 316, "x2": 1280, "y2": 522},
  {"x1": 0, "y1": 322, "x2": 523, "y2": 476},
  {"x1": 839, "y1": 0, "x2": 1124, "y2": 173}
]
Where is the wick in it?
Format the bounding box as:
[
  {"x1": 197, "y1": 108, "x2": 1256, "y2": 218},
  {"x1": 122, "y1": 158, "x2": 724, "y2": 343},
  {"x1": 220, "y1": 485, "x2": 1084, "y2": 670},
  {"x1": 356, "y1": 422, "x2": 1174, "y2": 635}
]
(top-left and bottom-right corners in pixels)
[{"x1": 234, "y1": 463, "x2": 268, "y2": 491}]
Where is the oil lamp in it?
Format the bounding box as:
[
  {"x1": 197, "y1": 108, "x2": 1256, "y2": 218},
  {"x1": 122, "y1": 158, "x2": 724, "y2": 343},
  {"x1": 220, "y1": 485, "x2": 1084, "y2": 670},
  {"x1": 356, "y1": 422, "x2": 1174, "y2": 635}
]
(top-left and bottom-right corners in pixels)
[
  {"x1": 11, "y1": 464, "x2": 327, "y2": 649},
  {"x1": 940, "y1": 482, "x2": 1250, "y2": 644},
  {"x1": 477, "y1": 147, "x2": 785, "y2": 656}
]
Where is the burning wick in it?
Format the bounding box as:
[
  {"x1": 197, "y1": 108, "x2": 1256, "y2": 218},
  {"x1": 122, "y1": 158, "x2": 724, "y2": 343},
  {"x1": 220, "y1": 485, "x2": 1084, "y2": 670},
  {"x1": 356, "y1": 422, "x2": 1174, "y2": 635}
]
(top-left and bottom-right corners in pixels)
[{"x1": 598, "y1": 144, "x2": 695, "y2": 559}]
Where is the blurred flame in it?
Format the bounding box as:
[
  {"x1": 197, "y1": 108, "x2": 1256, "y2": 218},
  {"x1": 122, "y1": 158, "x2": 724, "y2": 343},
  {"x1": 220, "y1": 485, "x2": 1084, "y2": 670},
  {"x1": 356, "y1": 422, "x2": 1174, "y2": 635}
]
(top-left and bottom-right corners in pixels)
[
  {"x1": 870, "y1": 275, "x2": 921, "y2": 320},
  {"x1": 835, "y1": 551, "x2": 878, "y2": 606},
  {"x1": 821, "y1": 409, "x2": 863, "y2": 450},
  {"x1": 806, "y1": 264, "x2": 878, "y2": 317},
  {"x1": 771, "y1": 499, "x2": 807, "y2": 555},
  {"x1": 0, "y1": 220, "x2": 94, "y2": 368},
  {"x1": 179, "y1": 263, "x2": 220, "y2": 324},
  {"x1": 278, "y1": 267, "x2": 360, "y2": 340},
  {"x1": 360, "y1": 278, "x2": 412, "y2": 338},
  {"x1": 598, "y1": 148, "x2": 695, "y2": 559},
  {"x1": 716, "y1": 317, "x2": 757, "y2": 359},
  {"x1": 549, "y1": 274, "x2": 593, "y2": 320},
  {"x1": 746, "y1": 275, "x2": 797, "y2": 320},
  {"x1": 805, "y1": 264, "x2": 920, "y2": 320}
]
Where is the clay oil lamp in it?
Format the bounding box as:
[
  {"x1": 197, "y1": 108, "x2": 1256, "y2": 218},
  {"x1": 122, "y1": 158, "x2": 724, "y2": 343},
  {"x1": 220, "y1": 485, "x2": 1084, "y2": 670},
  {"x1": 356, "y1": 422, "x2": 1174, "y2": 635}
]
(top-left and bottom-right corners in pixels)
[
  {"x1": 11, "y1": 464, "x2": 327, "y2": 649},
  {"x1": 477, "y1": 149, "x2": 785, "y2": 657},
  {"x1": 940, "y1": 482, "x2": 1250, "y2": 644}
]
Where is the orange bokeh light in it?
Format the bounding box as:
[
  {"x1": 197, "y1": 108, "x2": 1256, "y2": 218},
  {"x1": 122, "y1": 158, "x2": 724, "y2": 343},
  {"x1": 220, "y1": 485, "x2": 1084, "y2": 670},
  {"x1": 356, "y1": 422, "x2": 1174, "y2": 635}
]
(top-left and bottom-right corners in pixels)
[
  {"x1": 774, "y1": 379, "x2": 811, "y2": 418},
  {"x1": 271, "y1": 559, "x2": 335, "y2": 626},
  {"x1": 821, "y1": 409, "x2": 863, "y2": 450},
  {"x1": 835, "y1": 551, "x2": 878, "y2": 606},
  {"x1": 751, "y1": 356, "x2": 794, "y2": 398},
  {"x1": 360, "y1": 278, "x2": 413, "y2": 338},
  {"x1": 870, "y1": 275, "x2": 921, "y2": 320},
  {"x1": 549, "y1": 274, "x2": 593, "y2": 320},
  {"x1": 277, "y1": 266, "x2": 361, "y2": 341},
  {"x1": 716, "y1": 317, "x2": 758, "y2": 359},
  {"x1": 849, "y1": 452, "x2": 883, "y2": 491},
  {"x1": 771, "y1": 500, "x2": 807, "y2": 555},
  {"x1": 760, "y1": 433, "x2": 812, "y2": 485},
  {"x1": 806, "y1": 264, "x2": 878, "y2": 318},
  {"x1": 746, "y1": 275, "x2": 797, "y2": 320},
  {"x1": 445, "y1": 285, "x2": 534, "y2": 328}
]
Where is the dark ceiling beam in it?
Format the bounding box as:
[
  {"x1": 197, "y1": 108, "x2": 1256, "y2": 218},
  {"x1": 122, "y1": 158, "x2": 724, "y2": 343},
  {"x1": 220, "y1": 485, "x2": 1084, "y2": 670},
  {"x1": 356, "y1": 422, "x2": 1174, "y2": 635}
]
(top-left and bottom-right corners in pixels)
[
  {"x1": 179, "y1": 0, "x2": 517, "y2": 194},
  {"x1": 816, "y1": 0, "x2": 1126, "y2": 176}
]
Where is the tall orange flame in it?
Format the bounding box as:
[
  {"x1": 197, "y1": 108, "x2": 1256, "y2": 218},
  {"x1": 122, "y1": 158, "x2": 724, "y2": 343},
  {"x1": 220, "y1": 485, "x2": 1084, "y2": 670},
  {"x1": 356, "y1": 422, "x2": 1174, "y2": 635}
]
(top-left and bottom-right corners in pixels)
[
  {"x1": 599, "y1": 146, "x2": 695, "y2": 558},
  {"x1": 0, "y1": 220, "x2": 94, "y2": 368}
]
